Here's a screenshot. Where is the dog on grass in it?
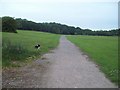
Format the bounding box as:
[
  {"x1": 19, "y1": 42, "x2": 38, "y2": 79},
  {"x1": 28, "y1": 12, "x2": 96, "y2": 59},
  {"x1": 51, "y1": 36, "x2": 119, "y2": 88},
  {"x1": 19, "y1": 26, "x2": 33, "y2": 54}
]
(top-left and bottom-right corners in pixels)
[{"x1": 35, "y1": 44, "x2": 40, "y2": 49}]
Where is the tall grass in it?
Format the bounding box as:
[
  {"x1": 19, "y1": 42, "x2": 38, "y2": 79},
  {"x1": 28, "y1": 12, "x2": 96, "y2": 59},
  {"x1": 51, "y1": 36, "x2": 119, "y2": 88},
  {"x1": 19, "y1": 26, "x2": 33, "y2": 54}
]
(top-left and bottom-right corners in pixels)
[
  {"x1": 2, "y1": 30, "x2": 60, "y2": 67},
  {"x1": 67, "y1": 35, "x2": 118, "y2": 85},
  {"x1": 2, "y1": 40, "x2": 31, "y2": 67}
]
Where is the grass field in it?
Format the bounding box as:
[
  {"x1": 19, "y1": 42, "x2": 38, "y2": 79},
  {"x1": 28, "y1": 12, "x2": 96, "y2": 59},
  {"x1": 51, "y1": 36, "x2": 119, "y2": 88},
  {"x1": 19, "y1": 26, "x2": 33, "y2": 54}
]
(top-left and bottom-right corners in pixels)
[
  {"x1": 2, "y1": 30, "x2": 60, "y2": 67},
  {"x1": 67, "y1": 35, "x2": 118, "y2": 85}
]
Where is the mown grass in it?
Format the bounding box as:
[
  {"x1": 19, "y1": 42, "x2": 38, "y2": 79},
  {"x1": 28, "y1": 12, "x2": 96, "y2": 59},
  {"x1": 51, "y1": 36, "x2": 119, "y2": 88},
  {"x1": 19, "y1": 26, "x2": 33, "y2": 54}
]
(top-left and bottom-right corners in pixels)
[
  {"x1": 67, "y1": 35, "x2": 118, "y2": 85},
  {"x1": 2, "y1": 30, "x2": 60, "y2": 67}
]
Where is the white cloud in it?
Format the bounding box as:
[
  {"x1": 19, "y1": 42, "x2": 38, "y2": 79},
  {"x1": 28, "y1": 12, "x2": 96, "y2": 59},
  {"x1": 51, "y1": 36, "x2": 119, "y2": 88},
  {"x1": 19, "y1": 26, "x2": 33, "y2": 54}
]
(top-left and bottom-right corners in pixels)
[{"x1": 0, "y1": 0, "x2": 118, "y2": 30}]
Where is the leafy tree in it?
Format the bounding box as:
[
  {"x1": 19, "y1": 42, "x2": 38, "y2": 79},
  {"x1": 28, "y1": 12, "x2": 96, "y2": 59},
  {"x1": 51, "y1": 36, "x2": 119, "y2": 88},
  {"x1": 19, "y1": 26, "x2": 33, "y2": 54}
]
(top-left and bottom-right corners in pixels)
[
  {"x1": 15, "y1": 17, "x2": 118, "y2": 36},
  {"x1": 2, "y1": 16, "x2": 17, "y2": 33}
]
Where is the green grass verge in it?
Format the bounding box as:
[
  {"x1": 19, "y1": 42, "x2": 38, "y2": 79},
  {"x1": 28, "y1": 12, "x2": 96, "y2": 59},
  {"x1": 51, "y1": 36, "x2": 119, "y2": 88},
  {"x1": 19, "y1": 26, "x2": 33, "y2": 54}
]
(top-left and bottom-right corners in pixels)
[
  {"x1": 2, "y1": 30, "x2": 60, "y2": 67},
  {"x1": 67, "y1": 35, "x2": 118, "y2": 85}
]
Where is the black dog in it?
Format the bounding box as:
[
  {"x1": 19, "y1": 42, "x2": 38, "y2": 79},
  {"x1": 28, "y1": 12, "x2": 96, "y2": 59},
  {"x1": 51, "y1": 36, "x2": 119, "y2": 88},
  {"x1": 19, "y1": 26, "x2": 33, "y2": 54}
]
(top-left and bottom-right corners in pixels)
[{"x1": 35, "y1": 44, "x2": 40, "y2": 49}]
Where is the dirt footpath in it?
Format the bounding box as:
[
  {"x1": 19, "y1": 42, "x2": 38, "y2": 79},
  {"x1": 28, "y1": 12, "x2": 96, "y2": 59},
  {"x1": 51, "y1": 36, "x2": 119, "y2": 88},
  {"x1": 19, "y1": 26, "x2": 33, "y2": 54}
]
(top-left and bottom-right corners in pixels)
[{"x1": 2, "y1": 36, "x2": 117, "y2": 88}]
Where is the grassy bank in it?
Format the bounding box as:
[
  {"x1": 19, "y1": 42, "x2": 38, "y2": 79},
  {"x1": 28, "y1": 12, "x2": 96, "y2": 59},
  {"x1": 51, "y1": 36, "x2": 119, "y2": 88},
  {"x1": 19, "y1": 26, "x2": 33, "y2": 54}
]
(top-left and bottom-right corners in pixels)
[
  {"x1": 67, "y1": 35, "x2": 118, "y2": 85},
  {"x1": 2, "y1": 30, "x2": 60, "y2": 67}
]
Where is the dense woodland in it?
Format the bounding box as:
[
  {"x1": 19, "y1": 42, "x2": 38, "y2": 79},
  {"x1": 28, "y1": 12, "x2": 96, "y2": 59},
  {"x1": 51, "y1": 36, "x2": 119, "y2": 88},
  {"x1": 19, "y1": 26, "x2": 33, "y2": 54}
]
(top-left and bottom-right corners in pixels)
[{"x1": 2, "y1": 16, "x2": 119, "y2": 36}]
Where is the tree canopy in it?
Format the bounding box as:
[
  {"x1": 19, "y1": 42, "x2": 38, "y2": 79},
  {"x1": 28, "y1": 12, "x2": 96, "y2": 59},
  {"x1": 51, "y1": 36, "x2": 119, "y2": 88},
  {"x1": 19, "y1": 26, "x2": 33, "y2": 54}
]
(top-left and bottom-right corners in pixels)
[
  {"x1": 2, "y1": 16, "x2": 118, "y2": 36},
  {"x1": 2, "y1": 16, "x2": 17, "y2": 33},
  {"x1": 16, "y1": 18, "x2": 118, "y2": 36}
]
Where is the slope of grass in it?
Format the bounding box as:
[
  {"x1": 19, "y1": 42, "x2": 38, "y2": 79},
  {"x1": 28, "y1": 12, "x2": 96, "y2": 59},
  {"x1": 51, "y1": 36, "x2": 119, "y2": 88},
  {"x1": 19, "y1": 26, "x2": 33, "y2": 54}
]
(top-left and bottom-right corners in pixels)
[
  {"x1": 67, "y1": 35, "x2": 118, "y2": 85},
  {"x1": 2, "y1": 30, "x2": 60, "y2": 67}
]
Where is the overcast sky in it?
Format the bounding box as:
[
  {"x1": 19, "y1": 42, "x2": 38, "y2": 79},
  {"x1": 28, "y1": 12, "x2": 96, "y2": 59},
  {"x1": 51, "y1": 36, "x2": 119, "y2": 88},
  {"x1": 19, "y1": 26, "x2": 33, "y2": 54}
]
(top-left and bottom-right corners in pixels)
[{"x1": 0, "y1": 0, "x2": 119, "y2": 30}]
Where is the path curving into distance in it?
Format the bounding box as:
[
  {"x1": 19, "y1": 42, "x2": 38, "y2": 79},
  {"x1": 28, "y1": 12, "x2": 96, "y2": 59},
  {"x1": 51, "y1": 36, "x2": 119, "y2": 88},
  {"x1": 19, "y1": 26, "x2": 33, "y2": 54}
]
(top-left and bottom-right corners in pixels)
[{"x1": 2, "y1": 36, "x2": 117, "y2": 88}]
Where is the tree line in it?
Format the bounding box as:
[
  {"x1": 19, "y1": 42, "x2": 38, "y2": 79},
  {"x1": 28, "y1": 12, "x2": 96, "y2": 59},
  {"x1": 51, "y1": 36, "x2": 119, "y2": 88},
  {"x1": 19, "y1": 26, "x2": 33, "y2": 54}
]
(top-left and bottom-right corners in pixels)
[{"x1": 2, "y1": 16, "x2": 119, "y2": 36}]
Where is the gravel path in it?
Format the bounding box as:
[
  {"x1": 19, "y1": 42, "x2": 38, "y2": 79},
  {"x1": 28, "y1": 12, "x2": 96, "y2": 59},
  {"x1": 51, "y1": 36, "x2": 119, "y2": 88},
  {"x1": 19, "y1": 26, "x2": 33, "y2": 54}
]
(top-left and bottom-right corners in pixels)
[{"x1": 2, "y1": 36, "x2": 117, "y2": 88}]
